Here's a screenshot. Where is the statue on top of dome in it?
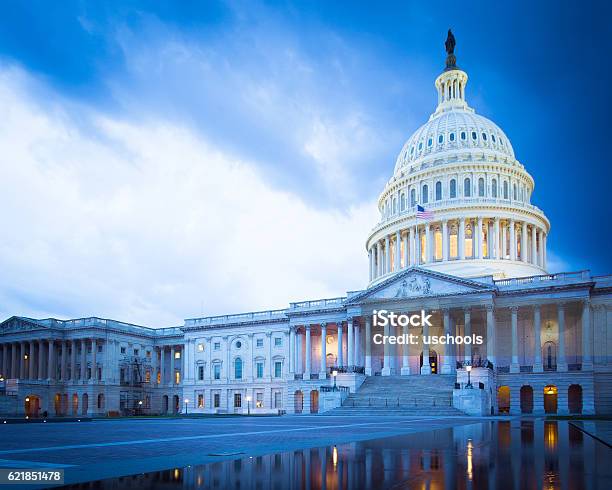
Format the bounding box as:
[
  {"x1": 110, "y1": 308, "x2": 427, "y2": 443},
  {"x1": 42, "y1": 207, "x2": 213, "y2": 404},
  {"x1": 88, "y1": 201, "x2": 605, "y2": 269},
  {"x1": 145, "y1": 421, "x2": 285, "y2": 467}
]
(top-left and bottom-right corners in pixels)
[
  {"x1": 444, "y1": 29, "x2": 457, "y2": 70},
  {"x1": 445, "y1": 29, "x2": 456, "y2": 55}
]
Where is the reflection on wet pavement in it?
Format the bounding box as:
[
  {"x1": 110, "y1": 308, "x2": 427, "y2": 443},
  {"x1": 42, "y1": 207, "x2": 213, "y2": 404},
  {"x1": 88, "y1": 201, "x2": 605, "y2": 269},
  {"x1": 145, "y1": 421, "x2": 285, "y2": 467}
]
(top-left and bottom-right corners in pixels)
[{"x1": 61, "y1": 421, "x2": 611, "y2": 489}]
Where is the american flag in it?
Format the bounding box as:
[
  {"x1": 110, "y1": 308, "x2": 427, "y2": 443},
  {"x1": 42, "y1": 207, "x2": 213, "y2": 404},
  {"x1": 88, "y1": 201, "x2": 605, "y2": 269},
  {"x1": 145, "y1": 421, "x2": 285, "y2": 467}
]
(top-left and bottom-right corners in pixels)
[{"x1": 416, "y1": 204, "x2": 434, "y2": 220}]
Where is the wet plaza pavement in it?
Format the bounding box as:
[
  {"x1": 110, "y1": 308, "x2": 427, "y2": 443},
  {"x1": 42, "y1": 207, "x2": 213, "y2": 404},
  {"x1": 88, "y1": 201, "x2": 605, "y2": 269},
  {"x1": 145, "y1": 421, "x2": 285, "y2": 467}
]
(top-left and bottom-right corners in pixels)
[{"x1": 0, "y1": 416, "x2": 609, "y2": 488}]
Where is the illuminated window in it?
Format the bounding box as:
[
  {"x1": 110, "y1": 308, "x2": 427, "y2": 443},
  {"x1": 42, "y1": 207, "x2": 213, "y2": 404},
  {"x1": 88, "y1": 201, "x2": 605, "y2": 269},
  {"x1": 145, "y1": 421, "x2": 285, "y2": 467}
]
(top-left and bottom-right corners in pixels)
[
  {"x1": 434, "y1": 229, "x2": 442, "y2": 261},
  {"x1": 145, "y1": 370, "x2": 151, "y2": 383},
  {"x1": 157, "y1": 371, "x2": 161, "y2": 384},
  {"x1": 450, "y1": 227, "x2": 458, "y2": 258},
  {"x1": 400, "y1": 238, "x2": 405, "y2": 268},
  {"x1": 197, "y1": 343, "x2": 204, "y2": 352},
  {"x1": 420, "y1": 232, "x2": 426, "y2": 263},
  {"x1": 175, "y1": 371, "x2": 180, "y2": 384},
  {"x1": 174, "y1": 351, "x2": 181, "y2": 359},
  {"x1": 256, "y1": 392, "x2": 264, "y2": 408},
  {"x1": 465, "y1": 225, "x2": 473, "y2": 258},
  {"x1": 197, "y1": 394, "x2": 204, "y2": 408},
  {"x1": 483, "y1": 227, "x2": 488, "y2": 257}
]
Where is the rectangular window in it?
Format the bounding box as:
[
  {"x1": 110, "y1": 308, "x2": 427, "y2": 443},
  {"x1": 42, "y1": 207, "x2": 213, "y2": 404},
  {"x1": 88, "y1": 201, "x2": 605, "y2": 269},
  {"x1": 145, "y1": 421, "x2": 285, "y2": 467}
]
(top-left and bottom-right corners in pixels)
[
  {"x1": 175, "y1": 371, "x2": 180, "y2": 384},
  {"x1": 256, "y1": 338, "x2": 263, "y2": 348},
  {"x1": 134, "y1": 349, "x2": 139, "y2": 356},
  {"x1": 146, "y1": 350, "x2": 151, "y2": 359},
  {"x1": 87, "y1": 367, "x2": 92, "y2": 379},
  {"x1": 120, "y1": 368, "x2": 125, "y2": 383},
  {"x1": 234, "y1": 393, "x2": 242, "y2": 408},
  {"x1": 157, "y1": 371, "x2": 161, "y2": 384},
  {"x1": 213, "y1": 393, "x2": 220, "y2": 408},
  {"x1": 145, "y1": 370, "x2": 151, "y2": 383},
  {"x1": 256, "y1": 392, "x2": 263, "y2": 408},
  {"x1": 274, "y1": 391, "x2": 282, "y2": 409},
  {"x1": 174, "y1": 351, "x2": 181, "y2": 359},
  {"x1": 197, "y1": 343, "x2": 204, "y2": 352},
  {"x1": 198, "y1": 365, "x2": 204, "y2": 381},
  {"x1": 274, "y1": 361, "x2": 282, "y2": 378},
  {"x1": 197, "y1": 394, "x2": 204, "y2": 409},
  {"x1": 274, "y1": 338, "x2": 282, "y2": 347},
  {"x1": 214, "y1": 342, "x2": 220, "y2": 350},
  {"x1": 120, "y1": 347, "x2": 126, "y2": 354},
  {"x1": 256, "y1": 362, "x2": 264, "y2": 379},
  {"x1": 98, "y1": 367, "x2": 102, "y2": 379},
  {"x1": 98, "y1": 345, "x2": 103, "y2": 353},
  {"x1": 213, "y1": 364, "x2": 221, "y2": 380}
]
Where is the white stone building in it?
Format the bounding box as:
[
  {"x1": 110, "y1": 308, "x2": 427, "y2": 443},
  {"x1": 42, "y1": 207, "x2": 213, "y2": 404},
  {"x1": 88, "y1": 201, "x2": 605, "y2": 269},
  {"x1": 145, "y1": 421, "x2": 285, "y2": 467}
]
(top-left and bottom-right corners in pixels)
[{"x1": 1, "y1": 40, "x2": 611, "y2": 418}]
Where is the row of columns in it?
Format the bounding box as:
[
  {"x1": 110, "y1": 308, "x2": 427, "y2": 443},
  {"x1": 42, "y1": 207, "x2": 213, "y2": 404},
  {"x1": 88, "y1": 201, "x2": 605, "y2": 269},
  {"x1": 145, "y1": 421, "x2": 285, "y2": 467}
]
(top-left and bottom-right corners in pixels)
[
  {"x1": 0, "y1": 338, "x2": 102, "y2": 382},
  {"x1": 368, "y1": 217, "x2": 547, "y2": 281}
]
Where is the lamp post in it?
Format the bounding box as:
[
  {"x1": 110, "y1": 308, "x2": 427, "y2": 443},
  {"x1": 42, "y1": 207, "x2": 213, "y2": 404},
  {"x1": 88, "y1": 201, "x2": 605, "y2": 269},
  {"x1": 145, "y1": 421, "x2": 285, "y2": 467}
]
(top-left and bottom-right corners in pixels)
[
  {"x1": 184, "y1": 398, "x2": 189, "y2": 415},
  {"x1": 137, "y1": 399, "x2": 143, "y2": 415},
  {"x1": 332, "y1": 370, "x2": 338, "y2": 390},
  {"x1": 466, "y1": 365, "x2": 472, "y2": 388},
  {"x1": 246, "y1": 395, "x2": 251, "y2": 415}
]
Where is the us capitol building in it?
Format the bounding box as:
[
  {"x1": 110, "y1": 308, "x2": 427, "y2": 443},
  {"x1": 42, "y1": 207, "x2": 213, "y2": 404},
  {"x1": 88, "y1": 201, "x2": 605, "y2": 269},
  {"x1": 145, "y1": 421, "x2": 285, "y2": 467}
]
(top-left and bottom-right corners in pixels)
[{"x1": 1, "y1": 34, "x2": 610, "y2": 418}]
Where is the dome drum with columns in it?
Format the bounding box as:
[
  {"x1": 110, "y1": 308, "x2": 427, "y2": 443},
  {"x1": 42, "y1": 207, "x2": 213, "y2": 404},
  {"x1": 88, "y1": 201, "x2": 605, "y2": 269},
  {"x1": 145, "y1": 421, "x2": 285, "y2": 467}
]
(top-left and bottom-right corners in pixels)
[{"x1": 366, "y1": 42, "x2": 550, "y2": 283}]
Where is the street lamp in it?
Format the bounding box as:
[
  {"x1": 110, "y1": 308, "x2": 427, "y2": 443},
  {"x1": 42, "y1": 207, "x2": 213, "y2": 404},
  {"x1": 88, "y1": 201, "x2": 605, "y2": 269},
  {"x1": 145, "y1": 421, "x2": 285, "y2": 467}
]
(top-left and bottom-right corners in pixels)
[
  {"x1": 466, "y1": 365, "x2": 472, "y2": 388},
  {"x1": 246, "y1": 395, "x2": 252, "y2": 415},
  {"x1": 137, "y1": 400, "x2": 143, "y2": 415},
  {"x1": 184, "y1": 398, "x2": 189, "y2": 415},
  {"x1": 332, "y1": 370, "x2": 338, "y2": 390}
]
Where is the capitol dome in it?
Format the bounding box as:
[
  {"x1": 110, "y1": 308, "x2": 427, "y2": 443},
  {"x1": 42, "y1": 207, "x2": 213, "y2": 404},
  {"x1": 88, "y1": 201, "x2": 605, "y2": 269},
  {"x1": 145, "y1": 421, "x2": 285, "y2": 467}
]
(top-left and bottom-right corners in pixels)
[{"x1": 366, "y1": 37, "x2": 550, "y2": 283}]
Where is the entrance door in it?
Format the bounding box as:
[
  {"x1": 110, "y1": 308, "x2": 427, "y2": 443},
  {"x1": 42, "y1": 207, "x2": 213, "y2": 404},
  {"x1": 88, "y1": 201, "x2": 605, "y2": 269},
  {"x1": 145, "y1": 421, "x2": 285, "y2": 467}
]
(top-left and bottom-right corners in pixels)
[
  {"x1": 310, "y1": 390, "x2": 319, "y2": 413},
  {"x1": 544, "y1": 385, "x2": 558, "y2": 414},
  {"x1": 24, "y1": 395, "x2": 40, "y2": 417},
  {"x1": 420, "y1": 350, "x2": 438, "y2": 374}
]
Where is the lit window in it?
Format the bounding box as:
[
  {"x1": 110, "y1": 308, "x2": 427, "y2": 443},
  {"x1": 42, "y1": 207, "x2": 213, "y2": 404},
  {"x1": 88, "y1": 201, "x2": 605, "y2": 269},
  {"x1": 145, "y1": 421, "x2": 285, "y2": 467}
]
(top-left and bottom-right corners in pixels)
[
  {"x1": 274, "y1": 361, "x2": 282, "y2": 378},
  {"x1": 274, "y1": 338, "x2": 282, "y2": 347},
  {"x1": 197, "y1": 343, "x2": 204, "y2": 352},
  {"x1": 256, "y1": 338, "x2": 263, "y2": 348},
  {"x1": 256, "y1": 362, "x2": 264, "y2": 378},
  {"x1": 174, "y1": 351, "x2": 181, "y2": 359},
  {"x1": 420, "y1": 232, "x2": 426, "y2": 263},
  {"x1": 256, "y1": 392, "x2": 263, "y2": 408},
  {"x1": 157, "y1": 371, "x2": 161, "y2": 384},
  {"x1": 197, "y1": 394, "x2": 204, "y2": 408},
  {"x1": 434, "y1": 229, "x2": 442, "y2": 261},
  {"x1": 175, "y1": 371, "x2": 180, "y2": 384},
  {"x1": 450, "y1": 229, "x2": 458, "y2": 258},
  {"x1": 145, "y1": 371, "x2": 151, "y2": 383}
]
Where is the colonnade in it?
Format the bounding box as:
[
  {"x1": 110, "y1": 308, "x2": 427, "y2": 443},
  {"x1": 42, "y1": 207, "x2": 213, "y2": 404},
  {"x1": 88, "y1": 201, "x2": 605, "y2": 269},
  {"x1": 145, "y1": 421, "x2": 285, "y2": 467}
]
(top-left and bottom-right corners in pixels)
[{"x1": 368, "y1": 217, "x2": 547, "y2": 281}]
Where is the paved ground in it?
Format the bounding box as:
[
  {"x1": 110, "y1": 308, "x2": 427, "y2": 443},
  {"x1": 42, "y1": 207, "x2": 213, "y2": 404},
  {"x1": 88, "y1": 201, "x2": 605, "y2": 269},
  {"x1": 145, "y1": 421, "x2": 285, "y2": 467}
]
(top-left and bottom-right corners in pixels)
[{"x1": 0, "y1": 415, "x2": 484, "y2": 485}]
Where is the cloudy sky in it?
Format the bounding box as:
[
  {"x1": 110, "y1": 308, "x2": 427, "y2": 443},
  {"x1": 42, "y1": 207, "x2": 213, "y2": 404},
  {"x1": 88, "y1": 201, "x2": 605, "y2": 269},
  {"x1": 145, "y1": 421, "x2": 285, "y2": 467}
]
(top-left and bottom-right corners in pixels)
[{"x1": 0, "y1": 1, "x2": 610, "y2": 327}]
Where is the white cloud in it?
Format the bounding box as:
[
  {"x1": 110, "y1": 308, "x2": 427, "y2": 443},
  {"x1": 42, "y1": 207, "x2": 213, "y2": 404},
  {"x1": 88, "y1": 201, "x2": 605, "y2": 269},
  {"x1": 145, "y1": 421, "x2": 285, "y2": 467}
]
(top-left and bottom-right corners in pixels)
[{"x1": 0, "y1": 66, "x2": 378, "y2": 327}]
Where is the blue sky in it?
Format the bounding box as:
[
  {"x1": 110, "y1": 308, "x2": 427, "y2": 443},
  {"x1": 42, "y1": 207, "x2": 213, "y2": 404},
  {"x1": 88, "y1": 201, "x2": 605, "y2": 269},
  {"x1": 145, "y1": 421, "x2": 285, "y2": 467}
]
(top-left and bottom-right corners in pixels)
[{"x1": 0, "y1": 1, "x2": 610, "y2": 326}]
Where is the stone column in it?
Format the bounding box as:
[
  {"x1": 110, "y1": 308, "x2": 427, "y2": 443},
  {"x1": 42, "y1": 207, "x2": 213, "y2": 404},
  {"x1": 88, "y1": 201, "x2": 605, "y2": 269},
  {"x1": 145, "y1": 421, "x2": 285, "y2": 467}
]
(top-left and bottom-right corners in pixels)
[
  {"x1": 403, "y1": 231, "x2": 409, "y2": 268},
  {"x1": 543, "y1": 233, "x2": 547, "y2": 269},
  {"x1": 289, "y1": 328, "x2": 295, "y2": 374},
  {"x1": 304, "y1": 326, "x2": 311, "y2": 377},
  {"x1": 368, "y1": 249, "x2": 373, "y2": 282},
  {"x1": 557, "y1": 303, "x2": 567, "y2": 371},
  {"x1": 521, "y1": 221, "x2": 528, "y2": 262},
  {"x1": 80, "y1": 339, "x2": 87, "y2": 381},
  {"x1": 170, "y1": 346, "x2": 176, "y2": 384},
  {"x1": 347, "y1": 318, "x2": 354, "y2": 367},
  {"x1": 509, "y1": 220, "x2": 516, "y2": 260},
  {"x1": 441, "y1": 309, "x2": 452, "y2": 374},
  {"x1": 533, "y1": 306, "x2": 543, "y2": 372},
  {"x1": 354, "y1": 322, "x2": 361, "y2": 366},
  {"x1": 296, "y1": 330, "x2": 303, "y2": 374},
  {"x1": 464, "y1": 308, "x2": 472, "y2": 365},
  {"x1": 442, "y1": 220, "x2": 449, "y2": 261},
  {"x1": 337, "y1": 322, "x2": 344, "y2": 368},
  {"x1": 60, "y1": 341, "x2": 67, "y2": 381},
  {"x1": 47, "y1": 341, "x2": 54, "y2": 381},
  {"x1": 421, "y1": 316, "x2": 431, "y2": 375},
  {"x1": 531, "y1": 225, "x2": 537, "y2": 265},
  {"x1": 70, "y1": 340, "x2": 76, "y2": 381},
  {"x1": 582, "y1": 300, "x2": 593, "y2": 370},
  {"x1": 384, "y1": 235, "x2": 390, "y2": 274},
  {"x1": 412, "y1": 225, "x2": 418, "y2": 265},
  {"x1": 28, "y1": 340, "x2": 35, "y2": 379},
  {"x1": 319, "y1": 323, "x2": 327, "y2": 379},
  {"x1": 160, "y1": 346, "x2": 166, "y2": 384},
  {"x1": 501, "y1": 221, "x2": 507, "y2": 258},
  {"x1": 494, "y1": 217, "x2": 500, "y2": 259},
  {"x1": 382, "y1": 322, "x2": 391, "y2": 376},
  {"x1": 37, "y1": 340, "x2": 45, "y2": 380},
  {"x1": 459, "y1": 218, "x2": 465, "y2": 260},
  {"x1": 486, "y1": 306, "x2": 496, "y2": 367},
  {"x1": 401, "y1": 320, "x2": 410, "y2": 375},
  {"x1": 510, "y1": 307, "x2": 519, "y2": 373},
  {"x1": 20, "y1": 341, "x2": 26, "y2": 379},
  {"x1": 427, "y1": 224, "x2": 434, "y2": 263},
  {"x1": 395, "y1": 230, "x2": 401, "y2": 271},
  {"x1": 365, "y1": 316, "x2": 372, "y2": 375},
  {"x1": 477, "y1": 217, "x2": 484, "y2": 259},
  {"x1": 537, "y1": 229, "x2": 543, "y2": 267}
]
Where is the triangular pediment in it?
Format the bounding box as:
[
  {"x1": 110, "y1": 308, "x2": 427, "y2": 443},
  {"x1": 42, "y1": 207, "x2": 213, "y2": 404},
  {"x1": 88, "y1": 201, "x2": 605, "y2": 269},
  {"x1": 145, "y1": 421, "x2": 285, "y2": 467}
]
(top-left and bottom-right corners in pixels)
[
  {"x1": 347, "y1": 267, "x2": 494, "y2": 304},
  {"x1": 0, "y1": 316, "x2": 50, "y2": 333}
]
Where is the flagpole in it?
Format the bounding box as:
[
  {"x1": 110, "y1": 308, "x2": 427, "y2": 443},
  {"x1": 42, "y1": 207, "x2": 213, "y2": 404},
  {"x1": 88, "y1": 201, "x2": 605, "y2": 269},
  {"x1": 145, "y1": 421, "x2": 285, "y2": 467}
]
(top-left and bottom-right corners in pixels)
[{"x1": 415, "y1": 202, "x2": 419, "y2": 267}]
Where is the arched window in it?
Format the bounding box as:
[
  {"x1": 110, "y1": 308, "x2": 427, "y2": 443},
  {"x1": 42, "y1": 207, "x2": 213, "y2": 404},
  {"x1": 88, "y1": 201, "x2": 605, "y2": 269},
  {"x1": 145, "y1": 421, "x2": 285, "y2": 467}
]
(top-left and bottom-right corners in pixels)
[
  {"x1": 392, "y1": 198, "x2": 397, "y2": 214},
  {"x1": 438, "y1": 134, "x2": 444, "y2": 144},
  {"x1": 503, "y1": 181, "x2": 509, "y2": 199},
  {"x1": 478, "y1": 177, "x2": 485, "y2": 197},
  {"x1": 400, "y1": 193, "x2": 406, "y2": 211},
  {"x1": 464, "y1": 178, "x2": 471, "y2": 197},
  {"x1": 492, "y1": 178, "x2": 498, "y2": 198},
  {"x1": 418, "y1": 142, "x2": 423, "y2": 151},
  {"x1": 449, "y1": 132, "x2": 455, "y2": 142},
  {"x1": 460, "y1": 131, "x2": 467, "y2": 141},
  {"x1": 422, "y1": 184, "x2": 429, "y2": 204},
  {"x1": 234, "y1": 358, "x2": 243, "y2": 379},
  {"x1": 410, "y1": 188, "x2": 416, "y2": 207},
  {"x1": 465, "y1": 224, "x2": 473, "y2": 257},
  {"x1": 482, "y1": 132, "x2": 488, "y2": 141},
  {"x1": 450, "y1": 179, "x2": 457, "y2": 198},
  {"x1": 427, "y1": 137, "x2": 433, "y2": 147},
  {"x1": 492, "y1": 134, "x2": 497, "y2": 143},
  {"x1": 471, "y1": 131, "x2": 477, "y2": 140},
  {"x1": 435, "y1": 181, "x2": 442, "y2": 201},
  {"x1": 513, "y1": 183, "x2": 517, "y2": 200}
]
